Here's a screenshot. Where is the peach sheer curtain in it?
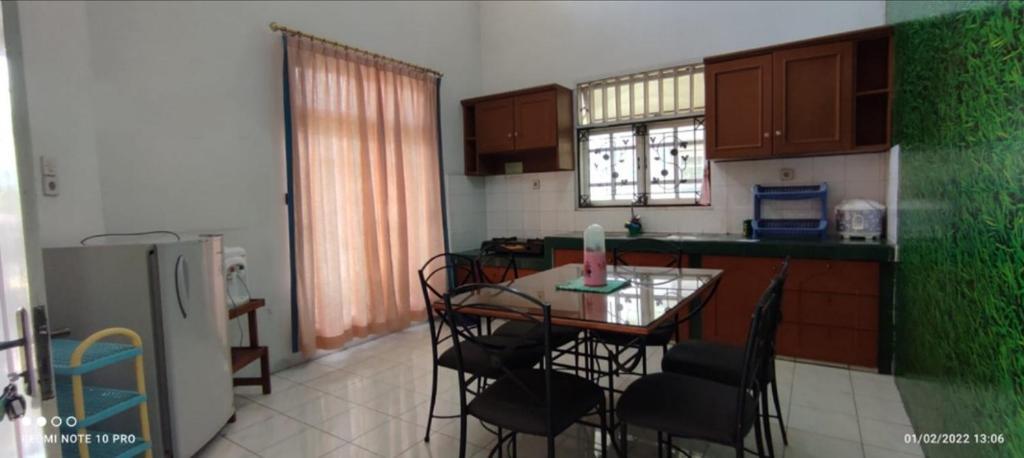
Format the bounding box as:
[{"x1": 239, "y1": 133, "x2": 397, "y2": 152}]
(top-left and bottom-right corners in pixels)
[{"x1": 286, "y1": 36, "x2": 445, "y2": 354}]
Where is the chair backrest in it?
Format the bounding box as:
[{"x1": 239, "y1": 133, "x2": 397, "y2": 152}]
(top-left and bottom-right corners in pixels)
[
  {"x1": 477, "y1": 247, "x2": 519, "y2": 283},
  {"x1": 418, "y1": 253, "x2": 482, "y2": 352},
  {"x1": 612, "y1": 238, "x2": 685, "y2": 268},
  {"x1": 442, "y1": 283, "x2": 555, "y2": 432},
  {"x1": 732, "y1": 260, "x2": 789, "y2": 440},
  {"x1": 675, "y1": 270, "x2": 723, "y2": 326},
  {"x1": 764, "y1": 258, "x2": 790, "y2": 349}
]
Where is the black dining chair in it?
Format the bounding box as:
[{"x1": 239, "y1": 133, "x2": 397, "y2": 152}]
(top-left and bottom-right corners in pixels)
[
  {"x1": 419, "y1": 253, "x2": 549, "y2": 442},
  {"x1": 616, "y1": 272, "x2": 783, "y2": 458},
  {"x1": 660, "y1": 259, "x2": 790, "y2": 455},
  {"x1": 442, "y1": 282, "x2": 607, "y2": 458},
  {"x1": 476, "y1": 250, "x2": 584, "y2": 374},
  {"x1": 589, "y1": 238, "x2": 699, "y2": 376}
]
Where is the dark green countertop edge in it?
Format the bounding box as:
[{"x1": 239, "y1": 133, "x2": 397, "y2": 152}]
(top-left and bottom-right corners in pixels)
[{"x1": 542, "y1": 232, "x2": 895, "y2": 265}]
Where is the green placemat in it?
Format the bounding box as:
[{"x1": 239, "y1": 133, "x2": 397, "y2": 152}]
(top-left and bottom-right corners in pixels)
[{"x1": 555, "y1": 277, "x2": 630, "y2": 294}]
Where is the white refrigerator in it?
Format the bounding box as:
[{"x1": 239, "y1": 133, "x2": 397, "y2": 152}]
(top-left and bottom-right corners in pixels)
[{"x1": 43, "y1": 235, "x2": 233, "y2": 457}]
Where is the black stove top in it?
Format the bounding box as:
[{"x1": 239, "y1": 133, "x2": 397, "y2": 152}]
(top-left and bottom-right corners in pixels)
[{"x1": 480, "y1": 237, "x2": 545, "y2": 256}]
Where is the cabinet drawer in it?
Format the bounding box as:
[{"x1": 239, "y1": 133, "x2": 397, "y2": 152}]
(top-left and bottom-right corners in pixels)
[
  {"x1": 787, "y1": 259, "x2": 878, "y2": 295},
  {"x1": 782, "y1": 291, "x2": 878, "y2": 330},
  {"x1": 615, "y1": 252, "x2": 688, "y2": 268},
  {"x1": 553, "y1": 249, "x2": 585, "y2": 267}
]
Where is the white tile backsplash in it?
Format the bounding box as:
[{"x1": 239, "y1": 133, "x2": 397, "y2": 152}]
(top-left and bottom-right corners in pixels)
[{"x1": 480, "y1": 152, "x2": 890, "y2": 240}]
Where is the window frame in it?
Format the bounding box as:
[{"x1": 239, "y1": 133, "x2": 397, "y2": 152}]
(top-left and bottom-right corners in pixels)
[
  {"x1": 575, "y1": 63, "x2": 708, "y2": 209},
  {"x1": 576, "y1": 115, "x2": 708, "y2": 209}
]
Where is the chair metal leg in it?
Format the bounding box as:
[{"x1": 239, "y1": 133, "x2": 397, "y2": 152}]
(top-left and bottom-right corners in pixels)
[
  {"x1": 599, "y1": 400, "x2": 608, "y2": 457},
  {"x1": 761, "y1": 391, "x2": 775, "y2": 458},
  {"x1": 547, "y1": 435, "x2": 555, "y2": 458},
  {"x1": 656, "y1": 431, "x2": 663, "y2": 458},
  {"x1": 606, "y1": 351, "x2": 616, "y2": 427},
  {"x1": 752, "y1": 406, "x2": 766, "y2": 458},
  {"x1": 770, "y1": 378, "x2": 789, "y2": 445},
  {"x1": 666, "y1": 435, "x2": 672, "y2": 458},
  {"x1": 424, "y1": 362, "x2": 439, "y2": 442},
  {"x1": 459, "y1": 414, "x2": 468, "y2": 458},
  {"x1": 498, "y1": 427, "x2": 504, "y2": 458}
]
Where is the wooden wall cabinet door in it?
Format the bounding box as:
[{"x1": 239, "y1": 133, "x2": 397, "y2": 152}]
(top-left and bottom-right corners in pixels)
[
  {"x1": 706, "y1": 54, "x2": 773, "y2": 160},
  {"x1": 475, "y1": 97, "x2": 516, "y2": 154},
  {"x1": 773, "y1": 42, "x2": 853, "y2": 155},
  {"x1": 514, "y1": 91, "x2": 558, "y2": 151}
]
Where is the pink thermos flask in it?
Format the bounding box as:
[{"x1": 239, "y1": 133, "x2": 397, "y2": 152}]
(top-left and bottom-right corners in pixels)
[{"x1": 583, "y1": 224, "x2": 607, "y2": 287}]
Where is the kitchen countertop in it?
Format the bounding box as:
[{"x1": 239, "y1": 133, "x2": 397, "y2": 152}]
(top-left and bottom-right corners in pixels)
[{"x1": 544, "y1": 231, "x2": 895, "y2": 263}]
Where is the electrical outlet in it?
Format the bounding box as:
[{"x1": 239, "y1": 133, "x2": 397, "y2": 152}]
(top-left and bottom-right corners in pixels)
[
  {"x1": 780, "y1": 168, "x2": 795, "y2": 181},
  {"x1": 531, "y1": 179, "x2": 541, "y2": 190},
  {"x1": 42, "y1": 175, "x2": 58, "y2": 196}
]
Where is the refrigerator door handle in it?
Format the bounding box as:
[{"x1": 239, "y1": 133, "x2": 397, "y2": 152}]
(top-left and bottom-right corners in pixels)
[{"x1": 175, "y1": 255, "x2": 189, "y2": 319}]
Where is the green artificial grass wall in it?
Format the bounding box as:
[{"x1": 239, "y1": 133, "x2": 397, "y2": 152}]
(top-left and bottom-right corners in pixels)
[{"x1": 891, "y1": 1, "x2": 1024, "y2": 457}]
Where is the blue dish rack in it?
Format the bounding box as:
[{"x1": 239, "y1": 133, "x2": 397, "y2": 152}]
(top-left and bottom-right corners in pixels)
[{"x1": 752, "y1": 183, "x2": 828, "y2": 239}]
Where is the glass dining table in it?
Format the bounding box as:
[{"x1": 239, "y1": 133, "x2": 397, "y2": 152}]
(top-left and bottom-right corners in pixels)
[{"x1": 438, "y1": 263, "x2": 723, "y2": 336}]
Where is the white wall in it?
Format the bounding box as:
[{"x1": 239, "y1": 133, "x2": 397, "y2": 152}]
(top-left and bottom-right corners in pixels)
[
  {"x1": 18, "y1": 2, "x2": 106, "y2": 246},
  {"x1": 17, "y1": 0, "x2": 483, "y2": 369},
  {"x1": 479, "y1": 1, "x2": 886, "y2": 91},
  {"x1": 477, "y1": 1, "x2": 887, "y2": 238},
  {"x1": 487, "y1": 154, "x2": 889, "y2": 239}
]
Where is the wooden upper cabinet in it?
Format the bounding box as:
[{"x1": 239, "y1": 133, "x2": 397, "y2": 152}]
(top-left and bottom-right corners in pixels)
[
  {"x1": 706, "y1": 54, "x2": 773, "y2": 160},
  {"x1": 514, "y1": 91, "x2": 558, "y2": 151},
  {"x1": 704, "y1": 26, "x2": 891, "y2": 161},
  {"x1": 475, "y1": 98, "x2": 516, "y2": 154},
  {"x1": 462, "y1": 85, "x2": 573, "y2": 175},
  {"x1": 773, "y1": 42, "x2": 853, "y2": 155}
]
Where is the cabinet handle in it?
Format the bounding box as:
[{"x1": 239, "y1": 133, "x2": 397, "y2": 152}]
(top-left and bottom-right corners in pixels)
[
  {"x1": 514, "y1": 132, "x2": 519, "y2": 137},
  {"x1": 763, "y1": 132, "x2": 769, "y2": 138},
  {"x1": 775, "y1": 130, "x2": 782, "y2": 136},
  {"x1": 507, "y1": 133, "x2": 513, "y2": 138}
]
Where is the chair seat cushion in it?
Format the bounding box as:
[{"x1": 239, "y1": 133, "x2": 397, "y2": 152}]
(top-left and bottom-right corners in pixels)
[
  {"x1": 617, "y1": 372, "x2": 756, "y2": 444},
  {"x1": 493, "y1": 321, "x2": 580, "y2": 348},
  {"x1": 437, "y1": 335, "x2": 543, "y2": 378},
  {"x1": 661, "y1": 340, "x2": 744, "y2": 385},
  {"x1": 468, "y1": 369, "x2": 604, "y2": 436}
]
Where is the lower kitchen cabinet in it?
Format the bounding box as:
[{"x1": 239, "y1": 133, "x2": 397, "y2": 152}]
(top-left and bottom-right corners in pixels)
[{"x1": 552, "y1": 248, "x2": 881, "y2": 368}]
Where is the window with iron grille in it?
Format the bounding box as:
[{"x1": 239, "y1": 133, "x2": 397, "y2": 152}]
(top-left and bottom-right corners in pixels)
[{"x1": 576, "y1": 63, "x2": 708, "y2": 207}]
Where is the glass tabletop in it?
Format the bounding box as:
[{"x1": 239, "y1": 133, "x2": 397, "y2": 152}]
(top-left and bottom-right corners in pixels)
[{"x1": 444, "y1": 264, "x2": 723, "y2": 334}]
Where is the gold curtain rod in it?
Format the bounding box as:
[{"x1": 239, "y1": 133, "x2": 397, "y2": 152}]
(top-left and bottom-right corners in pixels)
[{"x1": 269, "y1": 22, "x2": 442, "y2": 78}]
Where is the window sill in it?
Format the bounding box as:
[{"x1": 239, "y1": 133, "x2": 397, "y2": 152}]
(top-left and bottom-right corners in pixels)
[{"x1": 575, "y1": 204, "x2": 713, "y2": 210}]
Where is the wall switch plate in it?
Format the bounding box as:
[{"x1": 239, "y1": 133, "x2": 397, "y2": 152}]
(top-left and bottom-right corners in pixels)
[
  {"x1": 780, "y1": 168, "x2": 795, "y2": 181},
  {"x1": 42, "y1": 175, "x2": 58, "y2": 196},
  {"x1": 531, "y1": 179, "x2": 541, "y2": 190},
  {"x1": 40, "y1": 156, "x2": 56, "y2": 176}
]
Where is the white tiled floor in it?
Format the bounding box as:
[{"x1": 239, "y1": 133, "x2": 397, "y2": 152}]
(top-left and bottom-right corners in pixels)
[{"x1": 198, "y1": 324, "x2": 924, "y2": 457}]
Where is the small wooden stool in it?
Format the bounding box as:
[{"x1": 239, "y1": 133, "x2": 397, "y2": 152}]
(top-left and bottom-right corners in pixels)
[{"x1": 229, "y1": 298, "x2": 271, "y2": 394}]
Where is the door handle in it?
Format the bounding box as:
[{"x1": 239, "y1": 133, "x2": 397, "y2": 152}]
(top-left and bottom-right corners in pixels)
[
  {"x1": 175, "y1": 255, "x2": 190, "y2": 319},
  {"x1": 0, "y1": 307, "x2": 53, "y2": 397}
]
